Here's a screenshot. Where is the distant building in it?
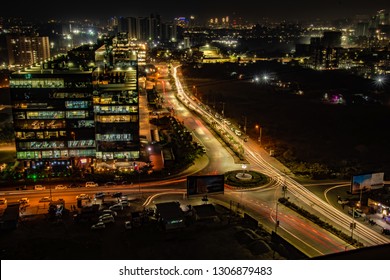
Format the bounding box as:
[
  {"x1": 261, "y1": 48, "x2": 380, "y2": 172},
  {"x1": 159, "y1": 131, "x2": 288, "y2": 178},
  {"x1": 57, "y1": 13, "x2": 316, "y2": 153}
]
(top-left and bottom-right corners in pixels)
[{"x1": 5, "y1": 34, "x2": 50, "y2": 67}]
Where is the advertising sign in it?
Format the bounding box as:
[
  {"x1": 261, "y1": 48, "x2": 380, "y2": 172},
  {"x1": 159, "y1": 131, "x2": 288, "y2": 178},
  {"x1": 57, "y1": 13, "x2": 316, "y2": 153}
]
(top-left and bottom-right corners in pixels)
[
  {"x1": 351, "y1": 172, "x2": 384, "y2": 194},
  {"x1": 187, "y1": 175, "x2": 225, "y2": 196}
]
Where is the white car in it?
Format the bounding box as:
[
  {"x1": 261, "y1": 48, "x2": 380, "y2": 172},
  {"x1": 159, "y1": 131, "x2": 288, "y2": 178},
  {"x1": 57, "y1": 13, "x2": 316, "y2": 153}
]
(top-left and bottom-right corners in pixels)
[
  {"x1": 34, "y1": 185, "x2": 46, "y2": 190},
  {"x1": 98, "y1": 213, "x2": 114, "y2": 220},
  {"x1": 76, "y1": 194, "x2": 90, "y2": 200},
  {"x1": 109, "y1": 203, "x2": 123, "y2": 211},
  {"x1": 85, "y1": 182, "x2": 98, "y2": 188},
  {"x1": 99, "y1": 215, "x2": 115, "y2": 224},
  {"x1": 39, "y1": 197, "x2": 51, "y2": 202},
  {"x1": 337, "y1": 196, "x2": 349, "y2": 205},
  {"x1": 120, "y1": 199, "x2": 129, "y2": 207},
  {"x1": 55, "y1": 184, "x2": 67, "y2": 190},
  {"x1": 19, "y1": 198, "x2": 29, "y2": 204},
  {"x1": 0, "y1": 197, "x2": 7, "y2": 205},
  {"x1": 91, "y1": 222, "x2": 105, "y2": 230},
  {"x1": 101, "y1": 209, "x2": 117, "y2": 217}
]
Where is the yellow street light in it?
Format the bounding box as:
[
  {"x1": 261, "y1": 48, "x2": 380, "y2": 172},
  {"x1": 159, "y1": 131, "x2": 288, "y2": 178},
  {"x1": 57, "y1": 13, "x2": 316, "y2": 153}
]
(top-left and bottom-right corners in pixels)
[{"x1": 255, "y1": 124, "x2": 262, "y2": 145}]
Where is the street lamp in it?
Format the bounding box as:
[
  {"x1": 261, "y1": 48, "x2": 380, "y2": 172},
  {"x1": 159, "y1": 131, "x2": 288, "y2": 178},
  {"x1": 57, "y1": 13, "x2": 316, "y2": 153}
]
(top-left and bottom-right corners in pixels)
[
  {"x1": 255, "y1": 124, "x2": 262, "y2": 145},
  {"x1": 275, "y1": 202, "x2": 279, "y2": 233}
]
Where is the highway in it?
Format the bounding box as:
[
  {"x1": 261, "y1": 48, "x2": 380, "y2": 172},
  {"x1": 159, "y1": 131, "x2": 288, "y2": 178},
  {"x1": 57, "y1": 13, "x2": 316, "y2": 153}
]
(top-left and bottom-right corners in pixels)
[{"x1": 169, "y1": 64, "x2": 390, "y2": 253}]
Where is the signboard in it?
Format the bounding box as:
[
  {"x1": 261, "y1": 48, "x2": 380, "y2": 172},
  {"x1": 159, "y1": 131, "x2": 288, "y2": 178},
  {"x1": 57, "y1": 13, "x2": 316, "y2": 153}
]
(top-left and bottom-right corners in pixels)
[
  {"x1": 187, "y1": 175, "x2": 224, "y2": 196},
  {"x1": 351, "y1": 172, "x2": 384, "y2": 194}
]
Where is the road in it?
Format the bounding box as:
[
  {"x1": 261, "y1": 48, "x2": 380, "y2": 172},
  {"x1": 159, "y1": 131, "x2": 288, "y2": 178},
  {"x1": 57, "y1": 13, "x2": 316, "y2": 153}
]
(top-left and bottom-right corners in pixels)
[{"x1": 169, "y1": 64, "x2": 390, "y2": 254}]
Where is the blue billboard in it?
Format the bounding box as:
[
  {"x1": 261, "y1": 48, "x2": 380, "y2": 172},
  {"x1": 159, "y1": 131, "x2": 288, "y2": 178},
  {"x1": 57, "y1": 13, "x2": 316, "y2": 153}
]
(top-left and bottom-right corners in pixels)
[{"x1": 351, "y1": 172, "x2": 384, "y2": 194}]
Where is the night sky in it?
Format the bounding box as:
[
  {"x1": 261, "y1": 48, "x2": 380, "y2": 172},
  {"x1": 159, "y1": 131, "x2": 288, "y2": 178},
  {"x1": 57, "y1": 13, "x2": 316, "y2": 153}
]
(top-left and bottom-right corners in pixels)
[{"x1": 2, "y1": 0, "x2": 389, "y2": 22}]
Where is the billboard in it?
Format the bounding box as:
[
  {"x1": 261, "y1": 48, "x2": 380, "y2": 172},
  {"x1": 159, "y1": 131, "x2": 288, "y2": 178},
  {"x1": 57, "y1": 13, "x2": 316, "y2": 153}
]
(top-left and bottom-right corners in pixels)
[
  {"x1": 351, "y1": 172, "x2": 384, "y2": 194},
  {"x1": 187, "y1": 175, "x2": 225, "y2": 196}
]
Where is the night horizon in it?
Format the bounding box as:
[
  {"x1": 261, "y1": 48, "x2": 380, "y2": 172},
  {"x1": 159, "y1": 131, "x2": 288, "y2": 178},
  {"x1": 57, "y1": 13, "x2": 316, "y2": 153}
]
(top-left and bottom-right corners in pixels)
[{"x1": 1, "y1": 0, "x2": 389, "y2": 22}]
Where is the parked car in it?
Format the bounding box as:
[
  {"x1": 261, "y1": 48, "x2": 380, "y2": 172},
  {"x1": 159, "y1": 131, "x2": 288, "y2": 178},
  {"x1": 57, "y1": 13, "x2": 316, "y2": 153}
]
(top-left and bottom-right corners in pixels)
[
  {"x1": 91, "y1": 222, "x2": 105, "y2": 230},
  {"x1": 104, "y1": 182, "x2": 116, "y2": 187},
  {"x1": 119, "y1": 200, "x2": 128, "y2": 207},
  {"x1": 19, "y1": 198, "x2": 29, "y2": 204},
  {"x1": 85, "y1": 181, "x2": 98, "y2": 188},
  {"x1": 109, "y1": 203, "x2": 123, "y2": 211},
  {"x1": 101, "y1": 209, "x2": 117, "y2": 217},
  {"x1": 112, "y1": 192, "x2": 122, "y2": 198},
  {"x1": 99, "y1": 215, "x2": 115, "y2": 224},
  {"x1": 337, "y1": 196, "x2": 349, "y2": 205},
  {"x1": 98, "y1": 213, "x2": 114, "y2": 220},
  {"x1": 348, "y1": 207, "x2": 365, "y2": 218},
  {"x1": 55, "y1": 184, "x2": 67, "y2": 190},
  {"x1": 76, "y1": 194, "x2": 90, "y2": 200},
  {"x1": 34, "y1": 185, "x2": 46, "y2": 190},
  {"x1": 39, "y1": 197, "x2": 51, "y2": 202},
  {"x1": 68, "y1": 183, "x2": 81, "y2": 188},
  {"x1": 382, "y1": 228, "x2": 390, "y2": 235},
  {"x1": 124, "y1": 221, "x2": 132, "y2": 230},
  {"x1": 94, "y1": 192, "x2": 106, "y2": 199},
  {"x1": 0, "y1": 197, "x2": 7, "y2": 205}
]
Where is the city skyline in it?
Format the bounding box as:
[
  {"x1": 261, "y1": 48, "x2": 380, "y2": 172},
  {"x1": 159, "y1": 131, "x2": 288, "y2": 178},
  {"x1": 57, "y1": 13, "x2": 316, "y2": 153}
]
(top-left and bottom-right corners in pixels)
[{"x1": 1, "y1": 0, "x2": 389, "y2": 22}]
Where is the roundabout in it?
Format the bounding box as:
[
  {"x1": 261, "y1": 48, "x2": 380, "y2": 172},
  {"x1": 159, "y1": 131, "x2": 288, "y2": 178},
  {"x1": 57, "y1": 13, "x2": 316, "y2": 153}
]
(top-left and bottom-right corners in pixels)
[{"x1": 225, "y1": 169, "x2": 269, "y2": 188}]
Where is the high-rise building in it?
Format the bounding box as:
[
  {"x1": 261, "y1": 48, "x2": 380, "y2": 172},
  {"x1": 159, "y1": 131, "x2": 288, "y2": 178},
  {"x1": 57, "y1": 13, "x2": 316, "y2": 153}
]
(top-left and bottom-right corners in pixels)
[
  {"x1": 6, "y1": 34, "x2": 50, "y2": 67},
  {"x1": 93, "y1": 35, "x2": 140, "y2": 163},
  {"x1": 10, "y1": 57, "x2": 95, "y2": 173},
  {"x1": 10, "y1": 33, "x2": 142, "y2": 173}
]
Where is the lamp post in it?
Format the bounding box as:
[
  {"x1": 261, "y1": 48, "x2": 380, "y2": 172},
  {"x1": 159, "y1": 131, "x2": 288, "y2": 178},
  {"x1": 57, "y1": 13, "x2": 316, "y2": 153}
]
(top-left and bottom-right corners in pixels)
[
  {"x1": 255, "y1": 124, "x2": 262, "y2": 144},
  {"x1": 275, "y1": 202, "x2": 279, "y2": 233}
]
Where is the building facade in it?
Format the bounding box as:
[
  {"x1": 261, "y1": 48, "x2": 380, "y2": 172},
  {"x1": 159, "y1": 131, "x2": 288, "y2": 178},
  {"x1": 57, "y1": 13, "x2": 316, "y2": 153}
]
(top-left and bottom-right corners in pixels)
[
  {"x1": 6, "y1": 34, "x2": 50, "y2": 67},
  {"x1": 10, "y1": 33, "x2": 142, "y2": 175}
]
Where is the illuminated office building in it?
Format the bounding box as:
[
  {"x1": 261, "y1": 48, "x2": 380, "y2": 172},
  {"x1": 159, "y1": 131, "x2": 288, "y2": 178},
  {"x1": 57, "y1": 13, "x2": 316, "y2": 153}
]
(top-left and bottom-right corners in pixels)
[
  {"x1": 93, "y1": 37, "x2": 140, "y2": 163},
  {"x1": 10, "y1": 33, "x2": 141, "y2": 173},
  {"x1": 10, "y1": 58, "x2": 95, "y2": 173}
]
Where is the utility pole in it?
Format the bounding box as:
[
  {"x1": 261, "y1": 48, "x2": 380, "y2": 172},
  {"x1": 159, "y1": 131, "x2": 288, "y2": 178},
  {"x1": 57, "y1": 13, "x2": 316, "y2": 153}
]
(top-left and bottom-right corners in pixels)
[
  {"x1": 275, "y1": 202, "x2": 279, "y2": 233},
  {"x1": 244, "y1": 116, "x2": 247, "y2": 134},
  {"x1": 350, "y1": 208, "x2": 356, "y2": 242}
]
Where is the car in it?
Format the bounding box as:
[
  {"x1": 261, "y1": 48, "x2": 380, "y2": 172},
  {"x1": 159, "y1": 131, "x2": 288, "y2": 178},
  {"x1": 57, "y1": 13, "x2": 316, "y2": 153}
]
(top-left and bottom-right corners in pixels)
[
  {"x1": 94, "y1": 192, "x2": 106, "y2": 199},
  {"x1": 39, "y1": 197, "x2": 51, "y2": 202},
  {"x1": 99, "y1": 215, "x2": 115, "y2": 224},
  {"x1": 68, "y1": 183, "x2": 81, "y2": 188},
  {"x1": 109, "y1": 203, "x2": 123, "y2": 211},
  {"x1": 120, "y1": 200, "x2": 129, "y2": 207},
  {"x1": 0, "y1": 197, "x2": 7, "y2": 205},
  {"x1": 76, "y1": 194, "x2": 90, "y2": 200},
  {"x1": 112, "y1": 192, "x2": 122, "y2": 198},
  {"x1": 382, "y1": 228, "x2": 390, "y2": 235},
  {"x1": 101, "y1": 209, "x2": 117, "y2": 217},
  {"x1": 98, "y1": 213, "x2": 114, "y2": 220},
  {"x1": 85, "y1": 181, "x2": 98, "y2": 188},
  {"x1": 124, "y1": 221, "x2": 132, "y2": 230},
  {"x1": 55, "y1": 184, "x2": 67, "y2": 190},
  {"x1": 348, "y1": 207, "x2": 365, "y2": 218},
  {"x1": 104, "y1": 182, "x2": 116, "y2": 187},
  {"x1": 34, "y1": 185, "x2": 46, "y2": 190},
  {"x1": 19, "y1": 198, "x2": 29, "y2": 204},
  {"x1": 91, "y1": 222, "x2": 105, "y2": 230},
  {"x1": 337, "y1": 196, "x2": 349, "y2": 205}
]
